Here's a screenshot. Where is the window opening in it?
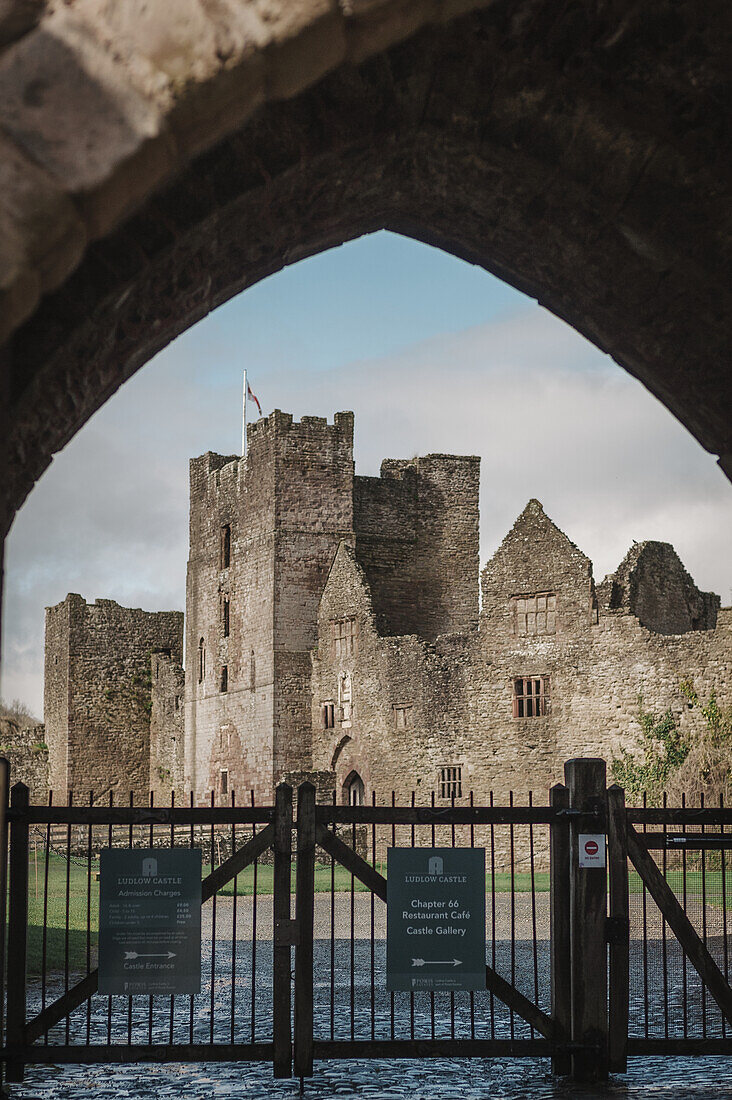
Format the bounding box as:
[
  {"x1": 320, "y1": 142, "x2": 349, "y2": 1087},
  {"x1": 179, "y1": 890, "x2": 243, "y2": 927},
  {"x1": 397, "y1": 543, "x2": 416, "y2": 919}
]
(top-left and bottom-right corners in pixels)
[
  {"x1": 331, "y1": 618, "x2": 357, "y2": 659},
  {"x1": 513, "y1": 676, "x2": 550, "y2": 718},
  {"x1": 322, "y1": 702, "x2": 335, "y2": 729},
  {"x1": 222, "y1": 596, "x2": 230, "y2": 637},
  {"x1": 439, "y1": 766, "x2": 462, "y2": 799},
  {"x1": 220, "y1": 524, "x2": 231, "y2": 569},
  {"x1": 220, "y1": 769, "x2": 228, "y2": 797},
  {"x1": 393, "y1": 705, "x2": 413, "y2": 729},
  {"x1": 198, "y1": 638, "x2": 206, "y2": 683},
  {"x1": 250, "y1": 650, "x2": 256, "y2": 692},
  {"x1": 511, "y1": 593, "x2": 556, "y2": 635},
  {"x1": 220, "y1": 665, "x2": 228, "y2": 693}
]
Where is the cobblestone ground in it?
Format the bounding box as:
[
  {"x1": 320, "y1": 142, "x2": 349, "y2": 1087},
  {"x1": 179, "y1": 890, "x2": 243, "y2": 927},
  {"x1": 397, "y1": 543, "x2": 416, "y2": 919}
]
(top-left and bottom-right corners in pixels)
[{"x1": 9, "y1": 896, "x2": 732, "y2": 1100}]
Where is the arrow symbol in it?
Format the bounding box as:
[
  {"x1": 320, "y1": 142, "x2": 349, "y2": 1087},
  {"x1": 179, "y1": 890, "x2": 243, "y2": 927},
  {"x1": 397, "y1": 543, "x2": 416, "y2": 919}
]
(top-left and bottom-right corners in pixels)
[
  {"x1": 124, "y1": 951, "x2": 176, "y2": 960},
  {"x1": 411, "y1": 958, "x2": 462, "y2": 968}
]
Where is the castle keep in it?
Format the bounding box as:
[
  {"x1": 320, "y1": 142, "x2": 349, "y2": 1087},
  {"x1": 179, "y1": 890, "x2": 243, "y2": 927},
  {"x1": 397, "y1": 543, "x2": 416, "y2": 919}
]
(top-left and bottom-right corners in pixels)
[{"x1": 41, "y1": 411, "x2": 731, "y2": 804}]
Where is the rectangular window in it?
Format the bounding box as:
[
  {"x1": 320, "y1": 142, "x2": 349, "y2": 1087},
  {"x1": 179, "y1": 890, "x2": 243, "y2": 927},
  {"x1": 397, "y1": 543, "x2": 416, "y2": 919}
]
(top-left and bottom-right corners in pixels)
[
  {"x1": 393, "y1": 705, "x2": 413, "y2": 729},
  {"x1": 220, "y1": 769, "x2": 228, "y2": 797},
  {"x1": 222, "y1": 596, "x2": 230, "y2": 637},
  {"x1": 511, "y1": 593, "x2": 556, "y2": 635},
  {"x1": 322, "y1": 702, "x2": 335, "y2": 729},
  {"x1": 331, "y1": 617, "x2": 358, "y2": 659},
  {"x1": 513, "y1": 676, "x2": 550, "y2": 718},
  {"x1": 220, "y1": 524, "x2": 231, "y2": 569},
  {"x1": 439, "y1": 766, "x2": 462, "y2": 799},
  {"x1": 220, "y1": 665, "x2": 228, "y2": 693},
  {"x1": 249, "y1": 650, "x2": 256, "y2": 692}
]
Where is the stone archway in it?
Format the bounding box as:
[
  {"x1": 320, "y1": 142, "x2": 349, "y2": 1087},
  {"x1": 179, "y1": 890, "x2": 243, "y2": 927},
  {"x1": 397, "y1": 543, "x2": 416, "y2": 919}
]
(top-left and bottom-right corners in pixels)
[{"x1": 0, "y1": 2, "x2": 730, "y2": 604}]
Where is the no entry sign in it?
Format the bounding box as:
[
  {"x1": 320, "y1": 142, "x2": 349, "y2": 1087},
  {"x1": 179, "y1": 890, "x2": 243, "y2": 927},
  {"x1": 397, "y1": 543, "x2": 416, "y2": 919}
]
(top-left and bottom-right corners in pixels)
[
  {"x1": 386, "y1": 847, "x2": 486, "y2": 992},
  {"x1": 578, "y1": 833, "x2": 606, "y2": 868}
]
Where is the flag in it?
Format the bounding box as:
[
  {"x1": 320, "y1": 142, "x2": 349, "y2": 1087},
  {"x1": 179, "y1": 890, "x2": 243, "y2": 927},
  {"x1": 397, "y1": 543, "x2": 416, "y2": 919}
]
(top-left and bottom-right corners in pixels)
[{"x1": 247, "y1": 381, "x2": 262, "y2": 416}]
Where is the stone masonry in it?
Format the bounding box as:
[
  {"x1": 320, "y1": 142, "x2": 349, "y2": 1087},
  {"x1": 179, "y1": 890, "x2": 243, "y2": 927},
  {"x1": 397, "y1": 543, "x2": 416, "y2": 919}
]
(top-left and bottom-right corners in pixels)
[
  {"x1": 0, "y1": 718, "x2": 48, "y2": 801},
  {"x1": 37, "y1": 413, "x2": 731, "y2": 827},
  {"x1": 44, "y1": 594, "x2": 183, "y2": 797}
]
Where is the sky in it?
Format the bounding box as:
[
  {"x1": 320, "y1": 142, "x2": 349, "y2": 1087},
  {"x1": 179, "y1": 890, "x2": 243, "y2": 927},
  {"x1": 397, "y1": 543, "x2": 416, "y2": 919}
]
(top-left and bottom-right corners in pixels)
[{"x1": 2, "y1": 230, "x2": 731, "y2": 718}]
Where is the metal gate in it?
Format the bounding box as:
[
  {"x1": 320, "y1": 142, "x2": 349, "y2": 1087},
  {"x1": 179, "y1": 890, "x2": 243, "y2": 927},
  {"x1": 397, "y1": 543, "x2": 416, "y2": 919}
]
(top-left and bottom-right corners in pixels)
[{"x1": 1, "y1": 757, "x2": 731, "y2": 1087}]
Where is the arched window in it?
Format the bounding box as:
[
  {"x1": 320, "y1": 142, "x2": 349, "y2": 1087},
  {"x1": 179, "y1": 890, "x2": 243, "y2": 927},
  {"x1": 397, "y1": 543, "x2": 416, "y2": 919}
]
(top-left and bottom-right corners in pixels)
[
  {"x1": 344, "y1": 771, "x2": 364, "y2": 807},
  {"x1": 198, "y1": 637, "x2": 206, "y2": 683}
]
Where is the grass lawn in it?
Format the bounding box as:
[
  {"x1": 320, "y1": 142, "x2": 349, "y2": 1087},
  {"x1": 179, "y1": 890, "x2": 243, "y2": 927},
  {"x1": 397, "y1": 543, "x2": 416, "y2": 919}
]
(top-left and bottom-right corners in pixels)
[{"x1": 26, "y1": 852, "x2": 98, "y2": 974}]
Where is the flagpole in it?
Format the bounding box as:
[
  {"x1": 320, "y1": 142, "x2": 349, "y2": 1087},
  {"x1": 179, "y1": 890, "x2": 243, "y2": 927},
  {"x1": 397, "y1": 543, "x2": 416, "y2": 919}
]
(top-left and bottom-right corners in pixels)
[{"x1": 242, "y1": 368, "x2": 247, "y2": 457}]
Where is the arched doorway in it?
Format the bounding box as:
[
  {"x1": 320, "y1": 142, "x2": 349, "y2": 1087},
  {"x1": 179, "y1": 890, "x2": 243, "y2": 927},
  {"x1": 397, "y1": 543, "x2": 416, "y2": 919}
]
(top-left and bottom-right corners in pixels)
[{"x1": 343, "y1": 771, "x2": 365, "y2": 808}]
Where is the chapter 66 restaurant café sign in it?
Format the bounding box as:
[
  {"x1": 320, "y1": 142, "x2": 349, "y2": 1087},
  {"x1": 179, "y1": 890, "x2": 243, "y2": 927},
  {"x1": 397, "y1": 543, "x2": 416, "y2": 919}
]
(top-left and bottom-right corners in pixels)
[{"x1": 386, "y1": 848, "x2": 486, "y2": 992}]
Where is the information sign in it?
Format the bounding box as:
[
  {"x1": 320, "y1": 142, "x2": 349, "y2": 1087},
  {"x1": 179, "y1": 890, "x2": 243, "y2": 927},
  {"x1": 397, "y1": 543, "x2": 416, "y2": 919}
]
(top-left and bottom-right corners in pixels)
[
  {"x1": 387, "y1": 847, "x2": 485, "y2": 992},
  {"x1": 99, "y1": 848, "x2": 202, "y2": 995}
]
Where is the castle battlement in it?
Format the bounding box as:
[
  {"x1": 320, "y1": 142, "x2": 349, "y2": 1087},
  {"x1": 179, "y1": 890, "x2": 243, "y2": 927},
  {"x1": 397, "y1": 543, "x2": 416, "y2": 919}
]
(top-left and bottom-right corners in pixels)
[{"x1": 246, "y1": 408, "x2": 354, "y2": 443}]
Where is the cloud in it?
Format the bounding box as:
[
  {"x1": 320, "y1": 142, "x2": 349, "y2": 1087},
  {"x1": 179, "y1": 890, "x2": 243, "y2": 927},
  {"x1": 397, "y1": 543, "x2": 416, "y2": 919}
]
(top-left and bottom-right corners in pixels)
[{"x1": 2, "y1": 304, "x2": 730, "y2": 716}]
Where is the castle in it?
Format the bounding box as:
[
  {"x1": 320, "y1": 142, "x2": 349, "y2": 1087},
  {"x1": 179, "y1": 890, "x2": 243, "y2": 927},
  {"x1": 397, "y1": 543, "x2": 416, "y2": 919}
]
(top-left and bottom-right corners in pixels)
[{"x1": 38, "y1": 410, "x2": 730, "y2": 806}]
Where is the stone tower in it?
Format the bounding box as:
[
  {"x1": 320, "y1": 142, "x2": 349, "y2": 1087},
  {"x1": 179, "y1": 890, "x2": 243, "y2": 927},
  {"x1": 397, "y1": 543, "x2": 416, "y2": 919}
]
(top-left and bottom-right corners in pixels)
[
  {"x1": 44, "y1": 594, "x2": 183, "y2": 797},
  {"x1": 184, "y1": 411, "x2": 355, "y2": 801}
]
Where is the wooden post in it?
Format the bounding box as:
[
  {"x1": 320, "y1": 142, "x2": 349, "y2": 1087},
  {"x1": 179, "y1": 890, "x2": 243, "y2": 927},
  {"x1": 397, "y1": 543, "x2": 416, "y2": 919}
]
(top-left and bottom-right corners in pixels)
[
  {"x1": 565, "y1": 758, "x2": 608, "y2": 1082},
  {"x1": 0, "y1": 758, "x2": 10, "y2": 1092},
  {"x1": 607, "y1": 784, "x2": 629, "y2": 1072},
  {"x1": 550, "y1": 782, "x2": 571, "y2": 1075},
  {"x1": 294, "y1": 782, "x2": 316, "y2": 1079},
  {"x1": 273, "y1": 783, "x2": 293, "y2": 1079},
  {"x1": 6, "y1": 781, "x2": 29, "y2": 1083}
]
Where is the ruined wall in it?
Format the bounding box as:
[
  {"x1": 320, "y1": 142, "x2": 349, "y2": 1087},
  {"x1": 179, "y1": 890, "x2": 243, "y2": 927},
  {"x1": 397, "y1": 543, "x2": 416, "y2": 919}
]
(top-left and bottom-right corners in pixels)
[
  {"x1": 0, "y1": 719, "x2": 49, "y2": 801},
  {"x1": 44, "y1": 594, "x2": 183, "y2": 797},
  {"x1": 354, "y1": 454, "x2": 480, "y2": 640},
  {"x1": 311, "y1": 541, "x2": 474, "y2": 803},
  {"x1": 599, "y1": 541, "x2": 719, "y2": 634},
  {"x1": 312, "y1": 500, "x2": 732, "y2": 869},
  {"x1": 150, "y1": 652, "x2": 185, "y2": 798}
]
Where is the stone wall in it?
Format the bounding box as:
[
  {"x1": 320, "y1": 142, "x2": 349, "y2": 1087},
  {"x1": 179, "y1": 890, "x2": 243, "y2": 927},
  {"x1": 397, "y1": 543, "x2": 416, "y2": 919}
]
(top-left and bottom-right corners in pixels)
[
  {"x1": 599, "y1": 541, "x2": 719, "y2": 634},
  {"x1": 44, "y1": 594, "x2": 183, "y2": 798},
  {"x1": 0, "y1": 718, "x2": 48, "y2": 801},
  {"x1": 150, "y1": 652, "x2": 185, "y2": 798},
  {"x1": 353, "y1": 454, "x2": 480, "y2": 640},
  {"x1": 311, "y1": 500, "x2": 732, "y2": 869}
]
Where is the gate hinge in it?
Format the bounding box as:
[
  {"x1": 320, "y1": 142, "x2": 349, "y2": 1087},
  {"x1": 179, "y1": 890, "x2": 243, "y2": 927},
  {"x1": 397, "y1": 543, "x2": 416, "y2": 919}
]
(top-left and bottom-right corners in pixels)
[
  {"x1": 275, "y1": 919, "x2": 300, "y2": 946},
  {"x1": 604, "y1": 916, "x2": 629, "y2": 945}
]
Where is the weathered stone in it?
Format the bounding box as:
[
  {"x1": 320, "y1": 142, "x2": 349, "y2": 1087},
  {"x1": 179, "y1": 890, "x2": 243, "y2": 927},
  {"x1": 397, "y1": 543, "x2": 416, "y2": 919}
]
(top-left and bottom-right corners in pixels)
[
  {"x1": 0, "y1": 133, "x2": 87, "y2": 293},
  {"x1": 0, "y1": 0, "x2": 43, "y2": 51},
  {"x1": 0, "y1": 208, "x2": 39, "y2": 344},
  {"x1": 0, "y1": 717, "x2": 48, "y2": 801},
  {"x1": 0, "y1": 14, "x2": 174, "y2": 237},
  {"x1": 44, "y1": 594, "x2": 183, "y2": 797}
]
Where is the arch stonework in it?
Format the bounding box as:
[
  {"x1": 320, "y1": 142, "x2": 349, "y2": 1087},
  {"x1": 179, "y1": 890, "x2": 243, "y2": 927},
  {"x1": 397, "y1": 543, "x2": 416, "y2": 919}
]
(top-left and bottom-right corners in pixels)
[{"x1": 0, "y1": 0, "x2": 731, "y2": 544}]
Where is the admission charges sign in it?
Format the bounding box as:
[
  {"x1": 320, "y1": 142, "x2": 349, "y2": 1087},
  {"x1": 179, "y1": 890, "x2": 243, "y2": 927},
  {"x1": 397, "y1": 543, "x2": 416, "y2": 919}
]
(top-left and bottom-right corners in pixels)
[
  {"x1": 386, "y1": 847, "x2": 486, "y2": 991},
  {"x1": 99, "y1": 848, "x2": 202, "y2": 996}
]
